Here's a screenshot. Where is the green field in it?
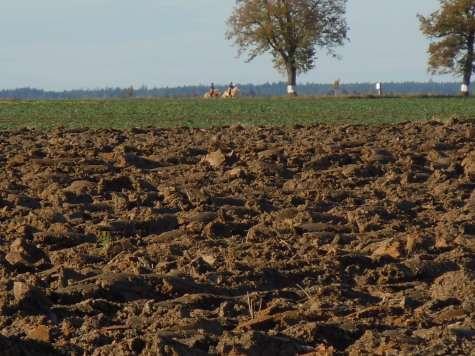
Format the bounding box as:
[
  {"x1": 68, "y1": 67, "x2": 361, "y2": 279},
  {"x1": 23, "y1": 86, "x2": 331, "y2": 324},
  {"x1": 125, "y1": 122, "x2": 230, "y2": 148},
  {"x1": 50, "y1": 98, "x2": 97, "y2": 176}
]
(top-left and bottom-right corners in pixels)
[{"x1": 0, "y1": 97, "x2": 474, "y2": 129}]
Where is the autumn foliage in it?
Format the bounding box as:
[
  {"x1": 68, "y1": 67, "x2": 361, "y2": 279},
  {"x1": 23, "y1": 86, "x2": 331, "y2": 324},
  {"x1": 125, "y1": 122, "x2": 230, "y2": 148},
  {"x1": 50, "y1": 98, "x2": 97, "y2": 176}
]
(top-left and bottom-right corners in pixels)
[
  {"x1": 419, "y1": 0, "x2": 475, "y2": 94},
  {"x1": 226, "y1": 0, "x2": 348, "y2": 95}
]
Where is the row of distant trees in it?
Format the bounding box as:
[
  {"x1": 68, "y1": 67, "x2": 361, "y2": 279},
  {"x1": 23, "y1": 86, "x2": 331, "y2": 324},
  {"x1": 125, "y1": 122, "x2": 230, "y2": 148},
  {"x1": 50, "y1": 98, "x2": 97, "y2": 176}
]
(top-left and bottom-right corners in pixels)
[
  {"x1": 0, "y1": 82, "x2": 463, "y2": 99},
  {"x1": 226, "y1": 0, "x2": 475, "y2": 96}
]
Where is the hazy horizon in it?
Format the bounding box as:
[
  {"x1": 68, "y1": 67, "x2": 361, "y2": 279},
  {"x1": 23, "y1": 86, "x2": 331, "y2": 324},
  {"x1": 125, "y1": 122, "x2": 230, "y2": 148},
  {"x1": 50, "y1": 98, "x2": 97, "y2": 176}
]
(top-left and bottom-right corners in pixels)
[
  {"x1": 0, "y1": 80, "x2": 462, "y2": 92},
  {"x1": 1, "y1": 0, "x2": 455, "y2": 90}
]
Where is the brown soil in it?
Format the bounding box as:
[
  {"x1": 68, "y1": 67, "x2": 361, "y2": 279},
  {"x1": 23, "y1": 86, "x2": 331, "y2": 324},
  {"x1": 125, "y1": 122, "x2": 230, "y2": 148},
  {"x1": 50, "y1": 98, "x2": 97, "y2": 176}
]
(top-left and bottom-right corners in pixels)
[{"x1": 0, "y1": 120, "x2": 474, "y2": 355}]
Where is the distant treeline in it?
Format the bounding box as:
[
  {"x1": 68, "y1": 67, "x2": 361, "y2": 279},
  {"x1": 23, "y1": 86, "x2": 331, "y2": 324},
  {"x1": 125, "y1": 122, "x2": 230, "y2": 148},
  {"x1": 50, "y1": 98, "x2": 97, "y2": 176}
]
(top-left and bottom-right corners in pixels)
[{"x1": 0, "y1": 82, "x2": 463, "y2": 99}]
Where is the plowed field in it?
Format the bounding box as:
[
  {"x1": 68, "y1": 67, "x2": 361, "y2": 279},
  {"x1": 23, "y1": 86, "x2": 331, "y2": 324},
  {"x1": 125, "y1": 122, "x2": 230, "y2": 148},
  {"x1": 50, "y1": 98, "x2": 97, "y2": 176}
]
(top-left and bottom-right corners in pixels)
[{"x1": 0, "y1": 119, "x2": 474, "y2": 355}]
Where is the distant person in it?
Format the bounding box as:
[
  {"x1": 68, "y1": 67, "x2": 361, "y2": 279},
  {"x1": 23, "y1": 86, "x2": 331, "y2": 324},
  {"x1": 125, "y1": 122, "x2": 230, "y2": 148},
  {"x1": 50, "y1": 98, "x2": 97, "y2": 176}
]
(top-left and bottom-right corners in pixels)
[
  {"x1": 209, "y1": 82, "x2": 216, "y2": 96},
  {"x1": 228, "y1": 82, "x2": 235, "y2": 96}
]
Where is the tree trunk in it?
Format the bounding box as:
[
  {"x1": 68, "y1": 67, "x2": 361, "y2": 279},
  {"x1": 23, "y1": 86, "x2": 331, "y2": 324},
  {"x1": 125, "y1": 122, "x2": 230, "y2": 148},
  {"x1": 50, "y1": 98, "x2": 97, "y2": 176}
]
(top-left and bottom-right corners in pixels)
[
  {"x1": 462, "y1": 34, "x2": 474, "y2": 97},
  {"x1": 286, "y1": 65, "x2": 297, "y2": 96}
]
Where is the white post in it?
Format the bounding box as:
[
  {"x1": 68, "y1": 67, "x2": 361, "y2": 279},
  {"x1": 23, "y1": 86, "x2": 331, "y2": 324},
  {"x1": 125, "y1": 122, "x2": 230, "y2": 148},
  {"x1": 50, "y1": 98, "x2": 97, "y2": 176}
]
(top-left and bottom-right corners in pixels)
[
  {"x1": 287, "y1": 85, "x2": 296, "y2": 95},
  {"x1": 461, "y1": 84, "x2": 469, "y2": 95},
  {"x1": 376, "y1": 82, "x2": 382, "y2": 96}
]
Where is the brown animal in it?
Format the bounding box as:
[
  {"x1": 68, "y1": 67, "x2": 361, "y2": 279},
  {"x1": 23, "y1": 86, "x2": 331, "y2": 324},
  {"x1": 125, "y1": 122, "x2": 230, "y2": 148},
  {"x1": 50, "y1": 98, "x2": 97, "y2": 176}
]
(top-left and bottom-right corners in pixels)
[{"x1": 203, "y1": 89, "x2": 221, "y2": 99}]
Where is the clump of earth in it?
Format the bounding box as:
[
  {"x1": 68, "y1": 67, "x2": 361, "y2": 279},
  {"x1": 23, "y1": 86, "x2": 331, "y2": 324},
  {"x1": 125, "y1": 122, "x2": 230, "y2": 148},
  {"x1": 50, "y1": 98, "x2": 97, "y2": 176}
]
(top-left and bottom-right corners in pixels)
[{"x1": 0, "y1": 119, "x2": 473, "y2": 355}]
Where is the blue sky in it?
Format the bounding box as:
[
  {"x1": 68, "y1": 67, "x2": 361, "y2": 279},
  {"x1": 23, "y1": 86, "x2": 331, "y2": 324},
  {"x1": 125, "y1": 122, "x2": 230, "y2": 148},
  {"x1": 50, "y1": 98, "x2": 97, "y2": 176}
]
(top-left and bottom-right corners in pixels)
[{"x1": 0, "y1": 0, "x2": 451, "y2": 90}]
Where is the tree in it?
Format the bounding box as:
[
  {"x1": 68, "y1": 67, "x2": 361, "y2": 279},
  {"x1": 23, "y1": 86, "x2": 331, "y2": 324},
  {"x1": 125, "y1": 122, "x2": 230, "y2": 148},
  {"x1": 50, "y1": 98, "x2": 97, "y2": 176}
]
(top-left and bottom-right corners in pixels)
[
  {"x1": 123, "y1": 85, "x2": 135, "y2": 98},
  {"x1": 418, "y1": 0, "x2": 475, "y2": 96},
  {"x1": 226, "y1": 0, "x2": 348, "y2": 96}
]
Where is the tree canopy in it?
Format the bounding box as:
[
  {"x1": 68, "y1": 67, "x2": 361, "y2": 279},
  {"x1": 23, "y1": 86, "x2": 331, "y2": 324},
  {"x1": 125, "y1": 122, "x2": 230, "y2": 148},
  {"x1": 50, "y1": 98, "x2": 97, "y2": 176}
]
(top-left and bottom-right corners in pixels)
[
  {"x1": 226, "y1": 0, "x2": 348, "y2": 95},
  {"x1": 418, "y1": 0, "x2": 475, "y2": 93}
]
